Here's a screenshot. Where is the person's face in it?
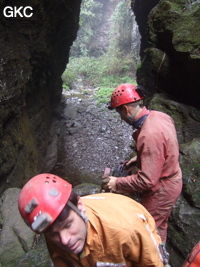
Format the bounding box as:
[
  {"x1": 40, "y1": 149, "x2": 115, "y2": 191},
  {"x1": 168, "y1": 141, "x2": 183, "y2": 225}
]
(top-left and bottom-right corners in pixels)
[
  {"x1": 118, "y1": 110, "x2": 132, "y2": 124},
  {"x1": 116, "y1": 104, "x2": 141, "y2": 125},
  {"x1": 116, "y1": 105, "x2": 133, "y2": 125},
  {"x1": 45, "y1": 199, "x2": 87, "y2": 255}
]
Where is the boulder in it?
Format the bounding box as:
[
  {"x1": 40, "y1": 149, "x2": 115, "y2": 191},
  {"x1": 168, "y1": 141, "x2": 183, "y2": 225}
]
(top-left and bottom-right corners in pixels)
[{"x1": 0, "y1": 188, "x2": 35, "y2": 266}]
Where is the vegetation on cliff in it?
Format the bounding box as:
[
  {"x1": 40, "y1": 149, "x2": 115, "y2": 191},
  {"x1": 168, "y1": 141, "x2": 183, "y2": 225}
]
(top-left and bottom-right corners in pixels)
[{"x1": 62, "y1": 0, "x2": 138, "y2": 102}]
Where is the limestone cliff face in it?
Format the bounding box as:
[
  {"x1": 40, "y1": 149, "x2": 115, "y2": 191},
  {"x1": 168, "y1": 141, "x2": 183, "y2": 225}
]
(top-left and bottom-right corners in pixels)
[
  {"x1": 132, "y1": 1, "x2": 200, "y2": 266},
  {"x1": 132, "y1": 0, "x2": 200, "y2": 109},
  {"x1": 0, "y1": 0, "x2": 81, "y2": 195}
]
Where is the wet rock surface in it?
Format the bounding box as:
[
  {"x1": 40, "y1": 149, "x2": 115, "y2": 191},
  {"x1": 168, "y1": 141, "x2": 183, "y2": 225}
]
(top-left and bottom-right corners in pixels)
[
  {"x1": 54, "y1": 90, "x2": 134, "y2": 187},
  {"x1": 1, "y1": 90, "x2": 199, "y2": 267},
  {"x1": 0, "y1": 0, "x2": 82, "y2": 196}
]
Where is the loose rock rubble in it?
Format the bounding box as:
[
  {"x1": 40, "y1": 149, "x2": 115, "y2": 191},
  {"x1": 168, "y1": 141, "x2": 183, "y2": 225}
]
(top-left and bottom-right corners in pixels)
[{"x1": 54, "y1": 91, "x2": 135, "y2": 187}]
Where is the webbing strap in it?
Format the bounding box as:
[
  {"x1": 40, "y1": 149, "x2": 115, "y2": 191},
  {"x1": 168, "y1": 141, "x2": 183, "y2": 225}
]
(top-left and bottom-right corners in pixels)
[{"x1": 67, "y1": 200, "x2": 88, "y2": 223}]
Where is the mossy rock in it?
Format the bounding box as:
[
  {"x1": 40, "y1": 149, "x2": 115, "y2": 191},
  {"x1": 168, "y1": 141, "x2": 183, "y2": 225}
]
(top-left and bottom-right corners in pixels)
[{"x1": 180, "y1": 138, "x2": 200, "y2": 208}]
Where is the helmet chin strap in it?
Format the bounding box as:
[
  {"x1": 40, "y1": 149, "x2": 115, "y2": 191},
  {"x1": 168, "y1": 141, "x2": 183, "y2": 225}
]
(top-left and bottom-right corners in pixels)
[{"x1": 67, "y1": 201, "x2": 89, "y2": 223}]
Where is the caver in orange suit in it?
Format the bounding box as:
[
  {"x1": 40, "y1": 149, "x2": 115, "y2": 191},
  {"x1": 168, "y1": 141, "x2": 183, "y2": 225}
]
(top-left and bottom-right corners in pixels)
[
  {"x1": 45, "y1": 193, "x2": 164, "y2": 267},
  {"x1": 115, "y1": 107, "x2": 182, "y2": 243}
]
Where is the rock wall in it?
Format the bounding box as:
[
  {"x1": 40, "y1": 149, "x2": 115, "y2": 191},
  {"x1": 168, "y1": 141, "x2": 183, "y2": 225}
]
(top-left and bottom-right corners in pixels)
[
  {"x1": 0, "y1": 0, "x2": 81, "y2": 196},
  {"x1": 132, "y1": 0, "x2": 200, "y2": 266},
  {"x1": 147, "y1": 94, "x2": 200, "y2": 266},
  {"x1": 132, "y1": 0, "x2": 200, "y2": 109}
]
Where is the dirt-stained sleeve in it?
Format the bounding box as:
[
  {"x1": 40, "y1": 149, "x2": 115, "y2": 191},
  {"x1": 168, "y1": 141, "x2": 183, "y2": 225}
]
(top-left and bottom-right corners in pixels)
[{"x1": 116, "y1": 131, "x2": 166, "y2": 193}]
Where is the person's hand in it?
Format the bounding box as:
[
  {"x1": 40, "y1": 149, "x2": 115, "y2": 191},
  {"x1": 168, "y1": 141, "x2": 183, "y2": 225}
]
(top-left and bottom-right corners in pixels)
[
  {"x1": 126, "y1": 156, "x2": 137, "y2": 166},
  {"x1": 101, "y1": 168, "x2": 111, "y2": 192},
  {"x1": 101, "y1": 168, "x2": 110, "y2": 185},
  {"x1": 107, "y1": 176, "x2": 117, "y2": 192}
]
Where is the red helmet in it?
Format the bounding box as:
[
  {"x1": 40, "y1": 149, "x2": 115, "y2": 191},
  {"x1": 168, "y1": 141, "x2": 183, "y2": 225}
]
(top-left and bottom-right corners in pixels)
[
  {"x1": 108, "y1": 83, "x2": 145, "y2": 110},
  {"x1": 18, "y1": 173, "x2": 72, "y2": 233}
]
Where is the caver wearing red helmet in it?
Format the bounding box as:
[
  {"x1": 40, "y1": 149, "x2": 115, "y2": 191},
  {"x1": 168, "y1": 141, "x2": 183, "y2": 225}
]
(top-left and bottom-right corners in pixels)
[
  {"x1": 18, "y1": 173, "x2": 164, "y2": 267},
  {"x1": 107, "y1": 83, "x2": 145, "y2": 110},
  {"x1": 105, "y1": 83, "x2": 182, "y2": 245},
  {"x1": 18, "y1": 173, "x2": 87, "y2": 233}
]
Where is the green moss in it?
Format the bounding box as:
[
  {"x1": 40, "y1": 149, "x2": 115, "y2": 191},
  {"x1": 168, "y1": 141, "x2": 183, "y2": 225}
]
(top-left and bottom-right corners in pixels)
[
  {"x1": 15, "y1": 235, "x2": 53, "y2": 267},
  {"x1": 160, "y1": 1, "x2": 172, "y2": 11},
  {"x1": 173, "y1": 6, "x2": 200, "y2": 52},
  {"x1": 170, "y1": 1, "x2": 185, "y2": 11},
  {"x1": 147, "y1": 93, "x2": 185, "y2": 129},
  {"x1": 181, "y1": 160, "x2": 200, "y2": 206},
  {"x1": 0, "y1": 111, "x2": 39, "y2": 188},
  {"x1": 0, "y1": 137, "x2": 17, "y2": 177},
  {"x1": 148, "y1": 1, "x2": 181, "y2": 32},
  {"x1": 167, "y1": 195, "x2": 200, "y2": 257},
  {"x1": 148, "y1": 0, "x2": 200, "y2": 48}
]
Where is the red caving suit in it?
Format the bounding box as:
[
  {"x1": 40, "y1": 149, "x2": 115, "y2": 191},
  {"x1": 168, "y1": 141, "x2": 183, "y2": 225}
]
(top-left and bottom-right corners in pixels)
[{"x1": 116, "y1": 107, "x2": 182, "y2": 242}]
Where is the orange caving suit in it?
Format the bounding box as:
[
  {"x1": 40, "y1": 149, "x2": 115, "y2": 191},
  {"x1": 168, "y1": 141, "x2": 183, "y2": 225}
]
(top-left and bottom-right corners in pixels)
[
  {"x1": 116, "y1": 107, "x2": 183, "y2": 242},
  {"x1": 45, "y1": 193, "x2": 164, "y2": 267}
]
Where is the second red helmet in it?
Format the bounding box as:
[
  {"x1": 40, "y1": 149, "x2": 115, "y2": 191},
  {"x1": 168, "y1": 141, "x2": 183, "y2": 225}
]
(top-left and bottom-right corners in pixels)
[
  {"x1": 18, "y1": 173, "x2": 72, "y2": 233},
  {"x1": 108, "y1": 83, "x2": 145, "y2": 110}
]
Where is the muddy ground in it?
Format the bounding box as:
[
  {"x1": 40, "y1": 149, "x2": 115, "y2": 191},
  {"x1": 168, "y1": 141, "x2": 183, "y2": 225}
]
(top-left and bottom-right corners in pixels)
[{"x1": 54, "y1": 87, "x2": 135, "y2": 187}]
